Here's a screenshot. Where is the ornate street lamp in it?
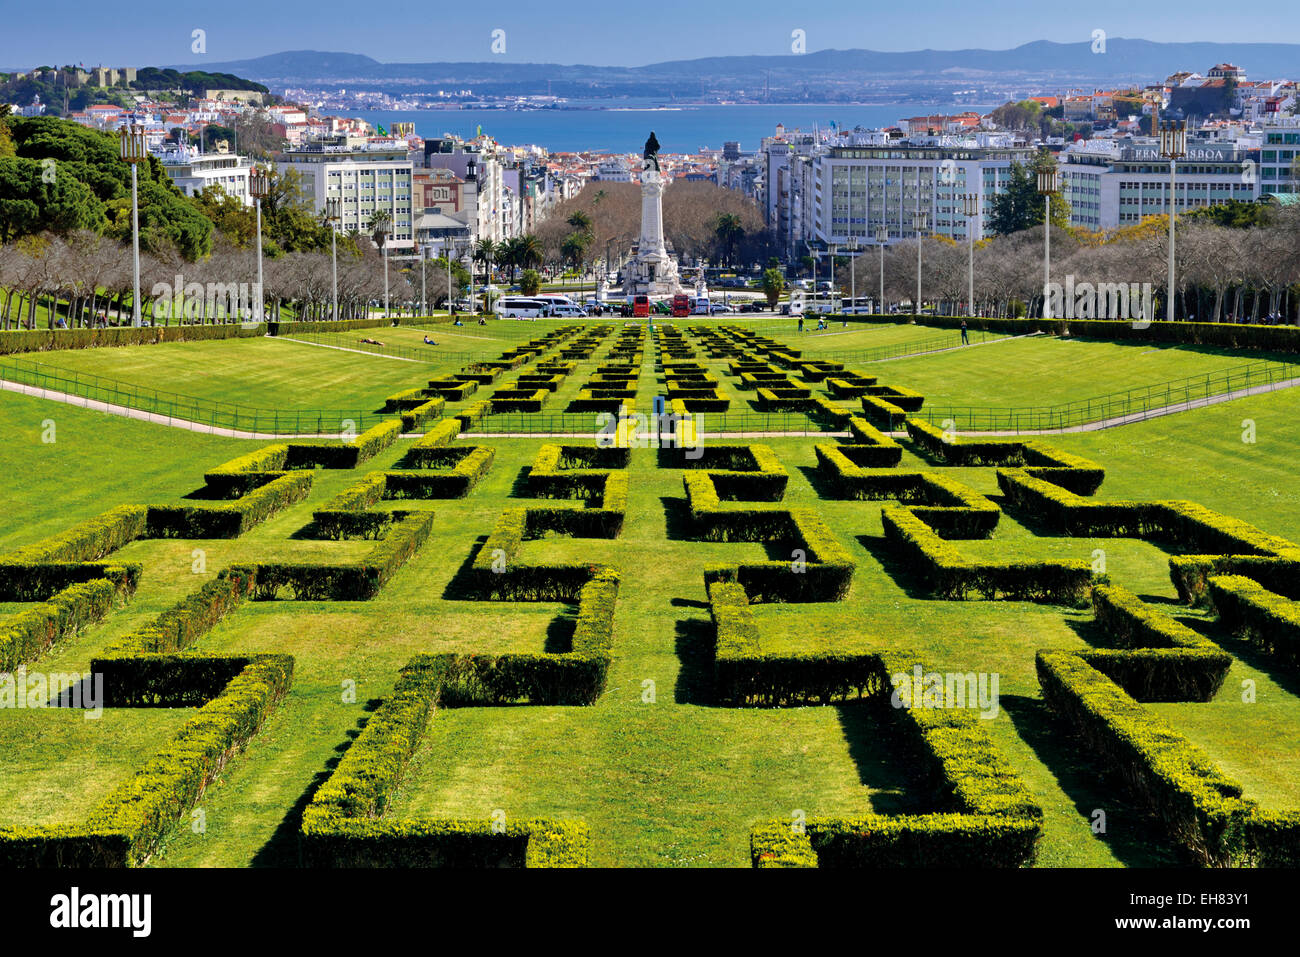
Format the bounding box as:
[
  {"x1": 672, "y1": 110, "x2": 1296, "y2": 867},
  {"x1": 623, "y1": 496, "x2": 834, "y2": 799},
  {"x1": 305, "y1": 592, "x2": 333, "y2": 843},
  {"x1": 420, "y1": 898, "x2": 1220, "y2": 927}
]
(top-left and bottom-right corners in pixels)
[
  {"x1": 1037, "y1": 162, "x2": 1059, "y2": 318},
  {"x1": 962, "y1": 193, "x2": 979, "y2": 318},
  {"x1": 249, "y1": 166, "x2": 271, "y2": 324},
  {"x1": 118, "y1": 125, "x2": 148, "y2": 327},
  {"x1": 912, "y1": 210, "x2": 928, "y2": 317},
  {"x1": 875, "y1": 225, "x2": 887, "y2": 314},
  {"x1": 324, "y1": 198, "x2": 341, "y2": 321},
  {"x1": 846, "y1": 237, "x2": 861, "y2": 313},
  {"x1": 1159, "y1": 120, "x2": 1188, "y2": 322}
]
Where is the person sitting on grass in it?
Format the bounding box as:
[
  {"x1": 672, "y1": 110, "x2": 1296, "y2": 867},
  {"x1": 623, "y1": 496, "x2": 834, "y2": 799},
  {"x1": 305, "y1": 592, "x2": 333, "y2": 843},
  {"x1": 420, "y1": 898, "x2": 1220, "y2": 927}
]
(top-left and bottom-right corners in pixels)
[{"x1": 424, "y1": 335, "x2": 437, "y2": 345}]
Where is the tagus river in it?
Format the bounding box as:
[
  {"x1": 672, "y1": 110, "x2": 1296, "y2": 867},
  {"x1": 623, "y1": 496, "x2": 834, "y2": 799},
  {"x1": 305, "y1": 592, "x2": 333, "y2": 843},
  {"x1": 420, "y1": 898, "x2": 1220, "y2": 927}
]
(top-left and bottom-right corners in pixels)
[{"x1": 352, "y1": 100, "x2": 994, "y2": 152}]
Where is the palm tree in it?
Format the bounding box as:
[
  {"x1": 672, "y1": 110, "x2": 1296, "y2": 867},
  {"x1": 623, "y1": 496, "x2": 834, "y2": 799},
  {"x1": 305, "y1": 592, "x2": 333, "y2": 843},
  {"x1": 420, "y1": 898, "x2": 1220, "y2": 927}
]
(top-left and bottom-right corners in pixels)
[
  {"x1": 473, "y1": 238, "x2": 498, "y2": 284},
  {"x1": 567, "y1": 210, "x2": 593, "y2": 233},
  {"x1": 516, "y1": 234, "x2": 544, "y2": 274},
  {"x1": 714, "y1": 213, "x2": 744, "y2": 267},
  {"x1": 367, "y1": 209, "x2": 392, "y2": 249}
]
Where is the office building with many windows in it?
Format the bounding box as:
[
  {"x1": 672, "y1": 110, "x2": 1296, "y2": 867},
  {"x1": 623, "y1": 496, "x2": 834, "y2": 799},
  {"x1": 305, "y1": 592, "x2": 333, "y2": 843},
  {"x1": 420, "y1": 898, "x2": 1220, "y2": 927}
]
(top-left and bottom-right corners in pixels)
[
  {"x1": 810, "y1": 141, "x2": 1033, "y2": 247},
  {"x1": 277, "y1": 137, "x2": 415, "y2": 251},
  {"x1": 1058, "y1": 138, "x2": 1259, "y2": 230}
]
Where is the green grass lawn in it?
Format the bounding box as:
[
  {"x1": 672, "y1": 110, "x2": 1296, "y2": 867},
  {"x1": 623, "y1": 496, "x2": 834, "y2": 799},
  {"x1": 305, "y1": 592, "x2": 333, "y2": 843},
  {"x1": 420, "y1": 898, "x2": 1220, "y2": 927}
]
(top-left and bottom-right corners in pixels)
[
  {"x1": 2, "y1": 323, "x2": 1299, "y2": 868},
  {"x1": 13, "y1": 337, "x2": 434, "y2": 414},
  {"x1": 876, "y1": 335, "x2": 1294, "y2": 411}
]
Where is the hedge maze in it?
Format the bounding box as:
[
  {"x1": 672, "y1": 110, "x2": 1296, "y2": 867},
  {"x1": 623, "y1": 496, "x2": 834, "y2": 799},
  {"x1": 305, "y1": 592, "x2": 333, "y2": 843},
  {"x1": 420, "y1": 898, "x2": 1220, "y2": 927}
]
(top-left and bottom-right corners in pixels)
[{"x1": 3, "y1": 318, "x2": 1300, "y2": 869}]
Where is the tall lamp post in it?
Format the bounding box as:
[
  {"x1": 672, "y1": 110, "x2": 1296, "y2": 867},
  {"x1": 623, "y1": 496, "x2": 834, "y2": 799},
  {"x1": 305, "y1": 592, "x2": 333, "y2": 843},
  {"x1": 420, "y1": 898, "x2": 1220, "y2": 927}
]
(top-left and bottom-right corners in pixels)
[
  {"x1": 875, "y1": 225, "x2": 887, "y2": 314},
  {"x1": 1159, "y1": 120, "x2": 1187, "y2": 322},
  {"x1": 912, "y1": 210, "x2": 928, "y2": 317},
  {"x1": 118, "y1": 125, "x2": 148, "y2": 327},
  {"x1": 419, "y1": 244, "x2": 429, "y2": 316},
  {"x1": 249, "y1": 166, "x2": 270, "y2": 324},
  {"x1": 828, "y1": 241, "x2": 838, "y2": 311},
  {"x1": 846, "y1": 238, "x2": 860, "y2": 312},
  {"x1": 1037, "y1": 163, "x2": 1059, "y2": 318},
  {"x1": 962, "y1": 193, "x2": 979, "y2": 317},
  {"x1": 324, "y1": 198, "x2": 341, "y2": 321}
]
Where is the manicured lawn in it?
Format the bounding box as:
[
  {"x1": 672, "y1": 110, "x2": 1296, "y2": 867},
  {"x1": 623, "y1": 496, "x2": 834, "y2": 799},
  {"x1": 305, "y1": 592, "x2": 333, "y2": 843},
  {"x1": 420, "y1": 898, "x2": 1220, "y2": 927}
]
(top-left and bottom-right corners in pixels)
[
  {"x1": 14, "y1": 336, "x2": 434, "y2": 413},
  {"x1": 2, "y1": 321, "x2": 1298, "y2": 868},
  {"x1": 879, "y1": 334, "x2": 1294, "y2": 411}
]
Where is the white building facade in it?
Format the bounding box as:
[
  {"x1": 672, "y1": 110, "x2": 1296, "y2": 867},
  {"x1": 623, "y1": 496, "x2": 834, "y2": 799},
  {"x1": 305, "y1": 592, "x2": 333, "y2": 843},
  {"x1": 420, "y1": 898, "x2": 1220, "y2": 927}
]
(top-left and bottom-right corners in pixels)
[
  {"x1": 278, "y1": 138, "x2": 416, "y2": 251},
  {"x1": 1058, "y1": 138, "x2": 1260, "y2": 230}
]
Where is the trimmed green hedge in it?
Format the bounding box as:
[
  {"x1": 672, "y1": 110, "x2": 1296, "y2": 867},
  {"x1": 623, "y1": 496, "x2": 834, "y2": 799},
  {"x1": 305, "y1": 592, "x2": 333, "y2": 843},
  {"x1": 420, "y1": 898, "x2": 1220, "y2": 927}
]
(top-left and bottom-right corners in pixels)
[
  {"x1": 3, "y1": 505, "x2": 146, "y2": 563},
  {"x1": 300, "y1": 651, "x2": 599, "y2": 867},
  {"x1": 1085, "y1": 584, "x2": 1231, "y2": 702},
  {"x1": 0, "y1": 323, "x2": 265, "y2": 356},
  {"x1": 255, "y1": 512, "x2": 434, "y2": 601},
  {"x1": 0, "y1": 578, "x2": 119, "y2": 672},
  {"x1": 146, "y1": 471, "x2": 313, "y2": 538},
  {"x1": 883, "y1": 505, "x2": 1090, "y2": 604},
  {"x1": 861, "y1": 394, "x2": 908, "y2": 431},
  {"x1": 1036, "y1": 651, "x2": 1255, "y2": 866},
  {"x1": 83, "y1": 654, "x2": 293, "y2": 865},
  {"x1": 1209, "y1": 575, "x2": 1300, "y2": 672}
]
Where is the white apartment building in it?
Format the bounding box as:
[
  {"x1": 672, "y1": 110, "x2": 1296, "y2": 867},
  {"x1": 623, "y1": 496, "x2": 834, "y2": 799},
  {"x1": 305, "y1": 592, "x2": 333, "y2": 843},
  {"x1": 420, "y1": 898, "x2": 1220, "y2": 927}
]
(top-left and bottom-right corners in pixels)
[
  {"x1": 1058, "y1": 137, "x2": 1259, "y2": 230},
  {"x1": 153, "y1": 146, "x2": 254, "y2": 206},
  {"x1": 422, "y1": 141, "x2": 510, "y2": 244},
  {"x1": 811, "y1": 141, "x2": 1033, "y2": 246},
  {"x1": 278, "y1": 137, "x2": 415, "y2": 250},
  {"x1": 1260, "y1": 117, "x2": 1300, "y2": 196}
]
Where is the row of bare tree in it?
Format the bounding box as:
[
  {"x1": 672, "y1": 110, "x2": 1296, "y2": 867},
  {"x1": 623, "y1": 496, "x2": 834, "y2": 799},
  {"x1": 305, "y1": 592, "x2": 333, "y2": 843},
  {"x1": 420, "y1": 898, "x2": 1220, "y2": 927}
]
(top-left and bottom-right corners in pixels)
[
  {"x1": 0, "y1": 233, "x2": 455, "y2": 328},
  {"x1": 843, "y1": 207, "x2": 1300, "y2": 322}
]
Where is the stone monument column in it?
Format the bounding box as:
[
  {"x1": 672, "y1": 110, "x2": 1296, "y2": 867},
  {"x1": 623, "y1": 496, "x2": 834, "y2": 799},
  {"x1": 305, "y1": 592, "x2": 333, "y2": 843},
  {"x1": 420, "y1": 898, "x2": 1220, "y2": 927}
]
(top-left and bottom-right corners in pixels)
[{"x1": 639, "y1": 166, "x2": 667, "y2": 259}]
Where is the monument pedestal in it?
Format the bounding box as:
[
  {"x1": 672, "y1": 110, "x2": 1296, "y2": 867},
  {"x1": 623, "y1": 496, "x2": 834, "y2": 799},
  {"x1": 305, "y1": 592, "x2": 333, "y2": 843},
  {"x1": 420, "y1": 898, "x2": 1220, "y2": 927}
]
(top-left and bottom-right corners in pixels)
[{"x1": 622, "y1": 164, "x2": 682, "y2": 299}]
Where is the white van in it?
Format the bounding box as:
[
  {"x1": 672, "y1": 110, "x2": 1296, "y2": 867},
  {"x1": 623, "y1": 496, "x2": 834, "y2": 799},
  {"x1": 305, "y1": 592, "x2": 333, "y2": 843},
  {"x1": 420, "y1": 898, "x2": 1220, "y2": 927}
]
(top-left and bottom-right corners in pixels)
[
  {"x1": 550, "y1": 303, "x2": 589, "y2": 318},
  {"x1": 495, "y1": 297, "x2": 550, "y2": 318}
]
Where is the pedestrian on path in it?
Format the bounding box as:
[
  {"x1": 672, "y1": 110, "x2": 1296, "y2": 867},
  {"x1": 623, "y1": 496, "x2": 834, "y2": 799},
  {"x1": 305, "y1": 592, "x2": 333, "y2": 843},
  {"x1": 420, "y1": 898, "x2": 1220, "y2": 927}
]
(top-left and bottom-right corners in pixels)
[{"x1": 960, "y1": 319, "x2": 969, "y2": 345}]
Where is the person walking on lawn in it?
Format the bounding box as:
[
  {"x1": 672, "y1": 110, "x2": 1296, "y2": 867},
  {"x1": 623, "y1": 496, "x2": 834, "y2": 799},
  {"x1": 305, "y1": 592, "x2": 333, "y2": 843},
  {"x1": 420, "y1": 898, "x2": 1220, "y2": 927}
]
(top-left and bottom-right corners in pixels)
[{"x1": 960, "y1": 318, "x2": 969, "y2": 345}]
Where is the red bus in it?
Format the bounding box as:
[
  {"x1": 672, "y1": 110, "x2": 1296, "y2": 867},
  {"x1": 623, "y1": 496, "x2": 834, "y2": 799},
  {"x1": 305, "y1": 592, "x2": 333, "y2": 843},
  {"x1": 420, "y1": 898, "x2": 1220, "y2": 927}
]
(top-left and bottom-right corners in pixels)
[
  {"x1": 632, "y1": 295, "x2": 650, "y2": 318},
  {"x1": 671, "y1": 294, "x2": 691, "y2": 318}
]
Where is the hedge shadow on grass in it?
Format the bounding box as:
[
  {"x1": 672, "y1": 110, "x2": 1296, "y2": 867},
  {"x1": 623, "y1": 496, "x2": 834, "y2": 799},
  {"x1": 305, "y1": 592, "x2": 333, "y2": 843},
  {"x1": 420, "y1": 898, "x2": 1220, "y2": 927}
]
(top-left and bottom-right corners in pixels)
[
  {"x1": 1000, "y1": 693, "x2": 1179, "y2": 868},
  {"x1": 252, "y1": 709, "x2": 378, "y2": 868},
  {"x1": 853, "y1": 533, "x2": 932, "y2": 601},
  {"x1": 832, "y1": 701, "x2": 928, "y2": 816},
  {"x1": 440, "y1": 536, "x2": 491, "y2": 601},
  {"x1": 1174, "y1": 615, "x2": 1300, "y2": 699},
  {"x1": 659, "y1": 496, "x2": 696, "y2": 542},
  {"x1": 795, "y1": 464, "x2": 840, "y2": 501},
  {"x1": 673, "y1": 616, "x2": 715, "y2": 706}
]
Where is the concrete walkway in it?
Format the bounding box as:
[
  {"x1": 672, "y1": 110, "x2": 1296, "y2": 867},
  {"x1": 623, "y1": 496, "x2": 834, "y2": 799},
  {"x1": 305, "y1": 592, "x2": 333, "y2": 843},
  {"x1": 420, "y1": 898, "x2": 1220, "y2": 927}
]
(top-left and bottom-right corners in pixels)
[{"x1": 0, "y1": 379, "x2": 337, "y2": 440}]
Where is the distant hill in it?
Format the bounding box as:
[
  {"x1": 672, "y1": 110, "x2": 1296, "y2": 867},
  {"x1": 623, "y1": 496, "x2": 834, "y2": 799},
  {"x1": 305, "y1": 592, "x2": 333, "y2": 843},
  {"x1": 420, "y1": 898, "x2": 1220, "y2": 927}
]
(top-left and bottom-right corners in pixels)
[{"x1": 171, "y1": 39, "x2": 1300, "y2": 91}]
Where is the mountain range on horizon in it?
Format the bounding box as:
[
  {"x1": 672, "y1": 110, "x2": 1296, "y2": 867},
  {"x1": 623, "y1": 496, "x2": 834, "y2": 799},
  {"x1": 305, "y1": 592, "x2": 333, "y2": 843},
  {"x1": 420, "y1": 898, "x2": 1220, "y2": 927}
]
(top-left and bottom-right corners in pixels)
[{"x1": 159, "y1": 39, "x2": 1300, "y2": 86}]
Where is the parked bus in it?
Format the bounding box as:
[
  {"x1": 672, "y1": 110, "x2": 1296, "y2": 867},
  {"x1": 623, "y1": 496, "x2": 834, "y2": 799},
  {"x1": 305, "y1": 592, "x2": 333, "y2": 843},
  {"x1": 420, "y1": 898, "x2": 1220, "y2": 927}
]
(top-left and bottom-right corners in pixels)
[
  {"x1": 632, "y1": 294, "x2": 650, "y2": 318},
  {"x1": 495, "y1": 297, "x2": 550, "y2": 318},
  {"x1": 671, "y1": 294, "x2": 691, "y2": 318}
]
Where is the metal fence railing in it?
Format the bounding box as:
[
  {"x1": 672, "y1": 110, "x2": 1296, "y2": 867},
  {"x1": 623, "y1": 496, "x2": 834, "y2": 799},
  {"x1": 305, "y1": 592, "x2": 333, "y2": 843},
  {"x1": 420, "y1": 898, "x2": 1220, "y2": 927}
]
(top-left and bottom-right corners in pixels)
[
  {"x1": 920, "y1": 360, "x2": 1300, "y2": 433},
  {"x1": 0, "y1": 356, "x2": 388, "y2": 435}
]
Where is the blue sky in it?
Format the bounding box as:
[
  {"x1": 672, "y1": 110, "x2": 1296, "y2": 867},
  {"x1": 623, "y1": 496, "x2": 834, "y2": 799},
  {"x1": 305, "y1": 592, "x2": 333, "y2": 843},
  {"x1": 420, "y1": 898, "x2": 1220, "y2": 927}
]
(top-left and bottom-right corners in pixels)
[{"x1": 1, "y1": 0, "x2": 1292, "y2": 68}]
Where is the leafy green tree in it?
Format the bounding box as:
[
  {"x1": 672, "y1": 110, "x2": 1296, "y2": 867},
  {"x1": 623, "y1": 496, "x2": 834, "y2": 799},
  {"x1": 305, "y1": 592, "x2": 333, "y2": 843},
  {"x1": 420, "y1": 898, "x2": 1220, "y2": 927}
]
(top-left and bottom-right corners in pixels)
[
  {"x1": 0, "y1": 156, "x2": 106, "y2": 242},
  {"x1": 762, "y1": 267, "x2": 785, "y2": 309},
  {"x1": 714, "y1": 212, "x2": 744, "y2": 266},
  {"x1": 520, "y1": 268, "x2": 542, "y2": 296},
  {"x1": 1184, "y1": 199, "x2": 1273, "y2": 230},
  {"x1": 987, "y1": 154, "x2": 1071, "y2": 236}
]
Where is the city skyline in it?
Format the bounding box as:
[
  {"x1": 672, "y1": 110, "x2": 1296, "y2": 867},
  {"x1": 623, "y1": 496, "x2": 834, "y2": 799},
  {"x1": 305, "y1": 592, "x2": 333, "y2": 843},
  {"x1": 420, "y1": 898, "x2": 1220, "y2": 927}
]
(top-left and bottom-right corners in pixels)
[{"x1": 4, "y1": 0, "x2": 1300, "y2": 69}]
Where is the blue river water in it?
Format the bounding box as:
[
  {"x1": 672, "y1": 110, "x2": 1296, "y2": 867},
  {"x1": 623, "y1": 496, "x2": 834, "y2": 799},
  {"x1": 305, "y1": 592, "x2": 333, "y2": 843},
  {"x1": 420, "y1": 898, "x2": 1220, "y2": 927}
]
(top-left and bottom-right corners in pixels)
[{"x1": 351, "y1": 101, "x2": 993, "y2": 153}]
